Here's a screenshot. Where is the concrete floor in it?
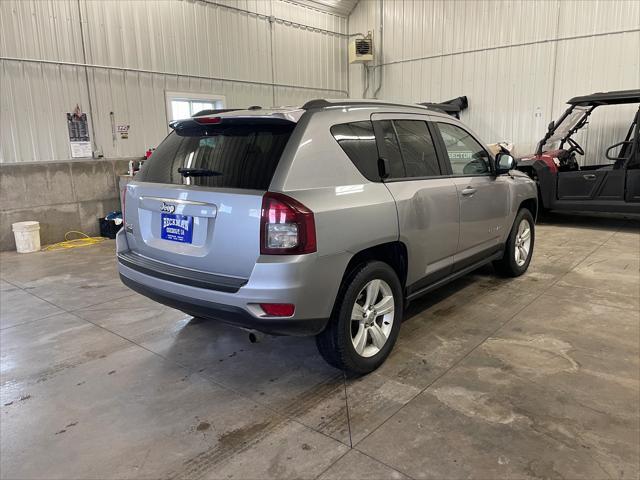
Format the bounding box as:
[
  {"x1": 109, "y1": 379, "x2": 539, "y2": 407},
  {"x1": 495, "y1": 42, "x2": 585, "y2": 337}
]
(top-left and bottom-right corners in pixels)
[{"x1": 1, "y1": 214, "x2": 638, "y2": 480}]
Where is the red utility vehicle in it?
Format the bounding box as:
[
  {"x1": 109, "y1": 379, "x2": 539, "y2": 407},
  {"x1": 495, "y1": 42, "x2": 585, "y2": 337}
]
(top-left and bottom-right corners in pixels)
[{"x1": 517, "y1": 90, "x2": 639, "y2": 214}]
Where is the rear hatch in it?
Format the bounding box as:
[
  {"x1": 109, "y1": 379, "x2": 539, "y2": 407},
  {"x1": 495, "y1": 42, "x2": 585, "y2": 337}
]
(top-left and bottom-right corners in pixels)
[{"x1": 122, "y1": 115, "x2": 296, "y2": 281}]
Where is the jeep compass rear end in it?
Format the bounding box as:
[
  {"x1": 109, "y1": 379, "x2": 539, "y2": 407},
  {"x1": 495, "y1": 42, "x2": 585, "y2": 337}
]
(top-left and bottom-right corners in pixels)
[
  {"x1": 118, "y1": 108, "x2": 333, "y2": 335},
  {"x1": 118, "y1": 100, "x2": 537, "y2": 374}
]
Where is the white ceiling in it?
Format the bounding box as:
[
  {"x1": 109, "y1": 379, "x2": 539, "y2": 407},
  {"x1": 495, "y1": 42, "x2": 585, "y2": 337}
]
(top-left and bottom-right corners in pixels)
[{"x1": 286, "y1": 0, "x2": 359, "y2": 17}]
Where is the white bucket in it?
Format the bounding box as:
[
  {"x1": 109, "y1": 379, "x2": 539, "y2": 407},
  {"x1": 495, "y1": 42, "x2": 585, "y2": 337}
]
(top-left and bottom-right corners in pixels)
[{"x1": 12, "y1": 221, "x2": 41, "y2": 253}]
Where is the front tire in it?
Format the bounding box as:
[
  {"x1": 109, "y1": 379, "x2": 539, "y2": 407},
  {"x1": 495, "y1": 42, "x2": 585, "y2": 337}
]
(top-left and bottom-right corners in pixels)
[
  {"x1": 493, "y1": 208, "x2": 535, "y2": 277},
  {"x1": 316, "y1": 261, "x2": 403, "y2": 375}
]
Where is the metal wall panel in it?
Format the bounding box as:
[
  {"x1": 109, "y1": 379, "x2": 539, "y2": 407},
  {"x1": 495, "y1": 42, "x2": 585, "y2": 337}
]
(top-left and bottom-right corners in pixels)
[
  {"x1": 551, "y1": 30, "x2": 640, "y2": 165},
  {"x1": 349, "y1": 0, "x2": 640, "y2": 163},
  {"x1": 81, "y1": 0, "x2": 277, "y2": 85},
  {"x1": 271, "y1": 0, "x2": 348, "y2": 94},
  {"x1": 347, "y1": 0, "x2": 377, "y2": 98},
  {"x1": 0, "y1": 0, "x2": 84, "y2": 63},
  {"x1": 1, "y1": 60, "x2": 90, "y2": 164},
  {"x1": 0, "y1": 0, "x2": 348, "y2": 163}
]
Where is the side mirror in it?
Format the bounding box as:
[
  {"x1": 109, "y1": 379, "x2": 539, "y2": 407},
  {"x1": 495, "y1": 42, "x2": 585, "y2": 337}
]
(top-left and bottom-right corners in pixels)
[{"x1": 496, "y1": 152, "x2": 516, "y2": 175}]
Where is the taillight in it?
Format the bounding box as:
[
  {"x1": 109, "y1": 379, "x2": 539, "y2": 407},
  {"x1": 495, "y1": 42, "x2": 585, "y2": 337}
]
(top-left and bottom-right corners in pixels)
[
  {"x1": 194, "y1": 116, "x2": 221, "y2": 124},
  {"x1": 260, "y1": 192, "x2": 316, "y2": 255}
]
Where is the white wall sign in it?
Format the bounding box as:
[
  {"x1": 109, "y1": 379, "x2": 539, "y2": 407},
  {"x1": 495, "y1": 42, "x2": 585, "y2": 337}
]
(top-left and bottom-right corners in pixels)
[{"x1": 67, "y1": 110, "x2": 92, "y2": 158}]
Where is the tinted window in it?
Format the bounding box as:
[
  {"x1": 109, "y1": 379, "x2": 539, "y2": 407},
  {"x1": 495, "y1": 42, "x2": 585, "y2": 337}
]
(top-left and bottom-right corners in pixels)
[
  {"x1": 394, "y1": 120, "x2": 441, "y2": 177},
  {"x1": 627, "y1": 140, "x2": 639, "y2": 169},
  {"x1": 137, "y1": 123, "x2": 293, "y2": 189},
  {"x1": 437, "y1": 123, "x2": 490, "y2": 175},
  {"x1": 375, "y1": 120, "x2": 406, "y2": 179},
  {"x1": 331, "y1": 121, "x2": 380, "y2": 181}
]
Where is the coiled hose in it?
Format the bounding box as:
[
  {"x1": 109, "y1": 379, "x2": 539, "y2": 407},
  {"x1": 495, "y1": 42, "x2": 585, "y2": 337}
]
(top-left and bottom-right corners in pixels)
[{"x1": 43, "y1": 231, "x2": 106, "y2": 251}]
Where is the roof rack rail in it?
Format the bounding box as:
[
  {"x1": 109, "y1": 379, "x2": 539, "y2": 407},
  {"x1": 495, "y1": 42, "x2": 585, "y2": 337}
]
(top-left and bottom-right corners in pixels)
[{"x1": 301, "y1": 98, "x2": 432, "y2": 111}]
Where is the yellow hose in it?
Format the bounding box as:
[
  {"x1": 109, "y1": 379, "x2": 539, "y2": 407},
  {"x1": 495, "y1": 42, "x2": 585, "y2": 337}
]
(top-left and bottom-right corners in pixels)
[{"x1": 43, "y1": 231, "x2": 107, "y2": 251}]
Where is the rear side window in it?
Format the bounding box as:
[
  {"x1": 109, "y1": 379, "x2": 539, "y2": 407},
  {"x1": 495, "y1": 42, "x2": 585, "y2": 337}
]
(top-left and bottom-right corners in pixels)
[
  {"x1": 137, "y1": 123, "x2": 294, "y2": 189},
  {"x1": 393, "y1": 120, "x2": 441, "y2": 177},
  {"x1": 375, "y1": 120, "x2": 406, "y2": 179},
  {"x1": 330, "y1": 121, "x2": 380, "y2": 181}
]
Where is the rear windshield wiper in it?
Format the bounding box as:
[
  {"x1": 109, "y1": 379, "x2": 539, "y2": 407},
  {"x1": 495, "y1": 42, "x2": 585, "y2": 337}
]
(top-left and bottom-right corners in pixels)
[{"x1": 177, "y1": 168, "x2": 223, "y2": 177}]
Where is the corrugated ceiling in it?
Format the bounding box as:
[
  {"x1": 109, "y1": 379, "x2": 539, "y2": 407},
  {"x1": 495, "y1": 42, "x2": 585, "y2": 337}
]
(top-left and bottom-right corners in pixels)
[{"x1": 285, "y1": 0, "x2": 359, "y2": 17}]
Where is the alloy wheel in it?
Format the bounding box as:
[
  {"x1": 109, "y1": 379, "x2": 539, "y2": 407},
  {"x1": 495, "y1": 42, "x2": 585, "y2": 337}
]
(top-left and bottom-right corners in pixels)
[
  {"x1": 514, "y1": 218, "x2": 532, "y2": 267},
  {"x1": 350, "y1": 279, "x2": 395, "y2": 358}
]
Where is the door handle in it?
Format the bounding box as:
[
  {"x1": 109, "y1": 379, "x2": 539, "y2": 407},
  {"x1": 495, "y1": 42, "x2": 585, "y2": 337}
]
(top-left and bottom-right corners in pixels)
[
  {"x1": 461, "y1": 187, "x2": 476, "y2": 196},
  {"x1": 583, "y1": 174, "x2": 597, "y2": 180}
]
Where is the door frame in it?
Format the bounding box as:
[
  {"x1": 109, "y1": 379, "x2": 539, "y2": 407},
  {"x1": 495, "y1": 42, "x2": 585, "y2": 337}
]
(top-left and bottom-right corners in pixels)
[
  {"x1": 370, "y1": 112, "x2": 461, "y2": 289},
  {"x1": 428, "y1": 119, "x2": 510, "y2": 268},
  {"x1": 369, "y1": 112, "x2": 451, "y2": 181}
]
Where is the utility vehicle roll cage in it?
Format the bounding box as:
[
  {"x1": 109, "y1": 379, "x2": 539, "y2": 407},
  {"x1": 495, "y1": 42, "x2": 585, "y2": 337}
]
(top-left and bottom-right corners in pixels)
[{"x1": 536, "y1": 89, "x2": 640, "y2": 156}]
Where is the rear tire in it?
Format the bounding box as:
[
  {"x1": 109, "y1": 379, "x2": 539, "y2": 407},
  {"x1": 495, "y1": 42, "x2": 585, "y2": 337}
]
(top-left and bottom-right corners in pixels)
[
  {"x1": 493, "y1": 208, "x2": 535, "y2": 277},
  {"x1": 316, "y1": 261, "x2": 403, "y2": 375}
]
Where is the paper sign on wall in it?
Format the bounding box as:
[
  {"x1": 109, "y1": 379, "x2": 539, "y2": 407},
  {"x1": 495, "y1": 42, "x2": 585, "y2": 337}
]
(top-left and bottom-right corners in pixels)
[
  {"x1": 67, "y1": 105, "x2": 92, "y2": 158},
  {"x1": 70, "y1": 141, "x2": 92, "y2": 158},
  {"x1": 117, "y1": 124, "x2": 130, "y2": 139}
]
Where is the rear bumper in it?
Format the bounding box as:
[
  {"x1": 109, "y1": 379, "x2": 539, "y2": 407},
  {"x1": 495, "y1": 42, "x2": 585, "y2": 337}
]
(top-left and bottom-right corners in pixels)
[
  {"x1": 116, "y1": 230, "x2": 349, "y2": 336},
  {"x1": 117, "y1": 250, "x2": 246, "y2": 293},
  {"x1": 119, "y1": 274, "x2": 326, "y2": 336}
]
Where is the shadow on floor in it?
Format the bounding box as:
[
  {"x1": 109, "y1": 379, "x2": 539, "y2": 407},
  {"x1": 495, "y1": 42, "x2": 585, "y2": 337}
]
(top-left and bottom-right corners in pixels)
[{"x1": 538, "y1": 210, "x2": 640, "y2": 232}]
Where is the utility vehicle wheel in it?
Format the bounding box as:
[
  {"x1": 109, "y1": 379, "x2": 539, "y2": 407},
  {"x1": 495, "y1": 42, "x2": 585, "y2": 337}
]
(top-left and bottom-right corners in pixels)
[
  {"x1": 494, "y1": 208, "x2": 535, "y2": 277},
  {"x1": 316, "y1": 261, "x2": 403, "y2": 375}
]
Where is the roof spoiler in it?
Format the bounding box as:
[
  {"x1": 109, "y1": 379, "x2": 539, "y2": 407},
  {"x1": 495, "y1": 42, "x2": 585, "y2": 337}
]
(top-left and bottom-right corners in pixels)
[
  {"x1": 192, "y1": 108, "x2": 242, "y2": 117},
  {"x1": 169, "y1": 115, "x2": 295, "y2": 133},
  {"x1": 418, "y1": 96, "x2": 468, "y2": 119}
]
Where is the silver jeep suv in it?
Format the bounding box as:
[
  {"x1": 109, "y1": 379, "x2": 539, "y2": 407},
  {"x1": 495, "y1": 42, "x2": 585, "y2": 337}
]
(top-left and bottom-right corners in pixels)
[{"x1": 117, "y1": 99, "x2": 537, "y2": 374}]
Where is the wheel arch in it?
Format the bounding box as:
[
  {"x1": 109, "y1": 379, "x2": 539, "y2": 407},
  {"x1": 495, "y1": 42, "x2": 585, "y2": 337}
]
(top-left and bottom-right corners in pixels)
[
  {"x1": 341, "y1": 241, "x2": 408, "y2": 291},
  {"x1": 519, "y1": 197, "x2": 538, "y2": 222}
]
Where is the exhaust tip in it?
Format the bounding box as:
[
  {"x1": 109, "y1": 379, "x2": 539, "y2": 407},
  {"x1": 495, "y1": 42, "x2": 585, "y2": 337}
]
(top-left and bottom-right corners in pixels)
[{"x1": 241, "y1": 328, "x2": 267, "y2": 344}]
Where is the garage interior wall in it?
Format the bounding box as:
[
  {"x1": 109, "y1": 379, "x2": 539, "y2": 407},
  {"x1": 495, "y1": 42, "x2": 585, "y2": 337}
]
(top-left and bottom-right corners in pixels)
[
  {"x1": 0, "y1": 0, "x2": 348, "y2": 250},
  {"x1": 349, "y1": 0, "x2": 640, "y2": 164},
  {"x1": 1, "y1": 0, "x2": 348, "y2": 163},
  {"x1": 2, "y1": 0, "x2": 638, "y2": 250}
]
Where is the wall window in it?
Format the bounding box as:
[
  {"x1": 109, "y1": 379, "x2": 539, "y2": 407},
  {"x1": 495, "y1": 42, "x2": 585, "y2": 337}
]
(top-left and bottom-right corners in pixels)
[
  {"x1": 437, "y1": 123, "x2": 490, "y2": 176},
  {"x1": 165, "y1": 92, "x2": 226, "y2": 122}
]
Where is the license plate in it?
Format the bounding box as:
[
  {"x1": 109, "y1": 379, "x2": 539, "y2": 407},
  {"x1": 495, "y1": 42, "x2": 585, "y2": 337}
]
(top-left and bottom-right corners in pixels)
[{"x1": 160, "y1": 213, "x2": 194, "y2": 244}]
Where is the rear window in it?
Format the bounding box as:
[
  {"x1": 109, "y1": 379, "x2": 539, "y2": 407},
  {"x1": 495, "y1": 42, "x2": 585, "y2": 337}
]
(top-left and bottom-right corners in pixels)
[{"x1": 137, "y1": 123, "x2": 294, "y2": 189}]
